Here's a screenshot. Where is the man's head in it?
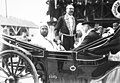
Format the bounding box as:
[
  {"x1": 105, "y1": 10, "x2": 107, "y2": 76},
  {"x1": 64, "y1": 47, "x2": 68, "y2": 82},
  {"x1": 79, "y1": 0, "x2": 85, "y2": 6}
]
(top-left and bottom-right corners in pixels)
[
  {"x1": 113, "y1": 22, "x2": 119, "y2": 30},
  {"x1": 40, "y1": 24, "x2": 48, "y2": 37},
  {"x1": 82, "y1": 21, "x2": 95, "y2": 33},
  {"x1": 66, "y1": 4, "x2": 74, "y2": 15},
  {"x1": 21, "y1": 32, "x2": 27, "y2": 38},
  {"x1": 96, "y1": 26, "x2": 103, "y2": 34}
]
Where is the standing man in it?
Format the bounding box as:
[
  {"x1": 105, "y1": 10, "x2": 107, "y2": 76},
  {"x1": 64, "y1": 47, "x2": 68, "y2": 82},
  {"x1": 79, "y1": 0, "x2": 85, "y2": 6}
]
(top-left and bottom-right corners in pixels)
[{"x1": 54, "y1": 4, "x2": 76, "y2": 50}]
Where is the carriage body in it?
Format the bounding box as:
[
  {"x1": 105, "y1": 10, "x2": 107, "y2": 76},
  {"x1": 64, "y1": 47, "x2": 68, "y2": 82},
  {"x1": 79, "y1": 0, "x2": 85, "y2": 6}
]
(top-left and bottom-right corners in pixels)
[{"x1": 0, "y1": 29, "x2": 120, "y2": 83}]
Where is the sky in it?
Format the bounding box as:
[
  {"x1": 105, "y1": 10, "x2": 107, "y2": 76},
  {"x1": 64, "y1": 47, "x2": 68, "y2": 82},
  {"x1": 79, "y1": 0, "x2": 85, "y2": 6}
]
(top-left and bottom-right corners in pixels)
[{"x1": 0, "y1": 0, "x2": 50, "y2": 25}]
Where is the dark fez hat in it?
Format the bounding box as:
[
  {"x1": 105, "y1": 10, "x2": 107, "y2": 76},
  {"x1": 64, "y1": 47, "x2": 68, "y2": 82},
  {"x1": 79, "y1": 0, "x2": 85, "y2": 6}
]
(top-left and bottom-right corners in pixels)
[
  {"x1": 82, "y1": 21, "x2": 95, "y2": 27},
  {"x1": 82, "y1": 21, "x2": 95, "y2": 25}
]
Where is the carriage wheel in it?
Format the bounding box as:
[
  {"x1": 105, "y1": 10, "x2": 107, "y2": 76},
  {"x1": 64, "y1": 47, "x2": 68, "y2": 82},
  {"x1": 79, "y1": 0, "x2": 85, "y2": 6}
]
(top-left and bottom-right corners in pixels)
[{"x1": 0, "y1": 50, "x2": 39, "y2": 83}]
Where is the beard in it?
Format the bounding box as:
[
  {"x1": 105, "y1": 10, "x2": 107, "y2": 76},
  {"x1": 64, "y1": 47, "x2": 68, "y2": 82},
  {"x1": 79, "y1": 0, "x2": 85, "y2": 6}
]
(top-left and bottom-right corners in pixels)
[
  {"x1": 69, "y1": 11, "x2": 74, "y2": 15},
  {"x1": 41, "y1": 32, "x2": 48, "y2": 37}
]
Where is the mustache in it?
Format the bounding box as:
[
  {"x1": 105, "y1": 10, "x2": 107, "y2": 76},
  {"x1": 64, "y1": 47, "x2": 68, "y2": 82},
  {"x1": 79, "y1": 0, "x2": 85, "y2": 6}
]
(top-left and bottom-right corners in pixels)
[{"x1": 70, "y1": 11, "x2": 74, "y2": 13}]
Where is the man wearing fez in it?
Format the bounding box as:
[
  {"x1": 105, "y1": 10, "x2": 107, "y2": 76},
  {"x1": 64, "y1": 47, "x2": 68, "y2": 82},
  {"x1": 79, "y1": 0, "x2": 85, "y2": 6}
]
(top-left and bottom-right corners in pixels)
[{"x1": 54, "y1": 4, "x2": 76, "y2": 50}]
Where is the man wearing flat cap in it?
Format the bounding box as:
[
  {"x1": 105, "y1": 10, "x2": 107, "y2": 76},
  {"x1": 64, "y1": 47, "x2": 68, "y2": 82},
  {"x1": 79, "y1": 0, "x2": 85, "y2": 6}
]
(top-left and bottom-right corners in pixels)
[{"x1": 54, "y1": 4, "x2": 76, "y2": 51}]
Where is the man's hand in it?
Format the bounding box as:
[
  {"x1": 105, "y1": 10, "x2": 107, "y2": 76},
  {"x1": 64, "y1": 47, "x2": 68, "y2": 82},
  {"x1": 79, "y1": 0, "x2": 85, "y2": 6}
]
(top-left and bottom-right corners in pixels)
[
  {"x1": 54, "y1": 36, "x2": 61, "y2": 45},
  {"x1": 57, "y1": 40, "x2": 61, "y2": 45}
]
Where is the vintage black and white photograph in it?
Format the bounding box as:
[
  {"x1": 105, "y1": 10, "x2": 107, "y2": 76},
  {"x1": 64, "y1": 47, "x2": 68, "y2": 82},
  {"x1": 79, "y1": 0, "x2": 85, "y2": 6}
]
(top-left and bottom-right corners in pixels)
[{"x1": 0, "y1": 0, "x2": 120, "y2": 83}]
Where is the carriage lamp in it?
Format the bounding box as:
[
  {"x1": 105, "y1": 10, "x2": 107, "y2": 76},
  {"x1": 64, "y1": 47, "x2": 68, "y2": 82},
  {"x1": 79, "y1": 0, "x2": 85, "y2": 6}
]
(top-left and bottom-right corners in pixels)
[{"x1": 70, "y1": 65, "x2": 76, "y2": 71}]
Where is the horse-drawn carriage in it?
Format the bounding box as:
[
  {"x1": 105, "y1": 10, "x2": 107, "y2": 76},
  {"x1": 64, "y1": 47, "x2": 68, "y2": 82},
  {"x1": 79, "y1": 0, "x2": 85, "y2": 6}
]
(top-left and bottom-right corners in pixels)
[{"x1": 0, "y1": 26, "x2": 120, "y2": 83}]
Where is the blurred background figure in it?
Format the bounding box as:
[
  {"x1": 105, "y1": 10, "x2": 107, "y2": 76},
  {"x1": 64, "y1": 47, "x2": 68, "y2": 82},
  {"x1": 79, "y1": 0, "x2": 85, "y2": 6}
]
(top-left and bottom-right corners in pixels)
[
  {"x1": 0, "y1": 26, "x2": 10, "y2": 51},
  {"x1": 2, "y1": 27, "x2": 9, "y2": 35},
  {"x1": 102, "y1": 27, "x2": 114, "y2": 38},
  {"x1": 17, "y1": 32, "x2": 30, "y2": 42},
  {"x1": 113, "y1": 22, "x2": 119, "y2": 31},
  {"x1": 95, "y1": 26, "x2": 103, "y2": 36},
  {"x1": 0, "y1": 27, "x2": 4, "y2": 52}
]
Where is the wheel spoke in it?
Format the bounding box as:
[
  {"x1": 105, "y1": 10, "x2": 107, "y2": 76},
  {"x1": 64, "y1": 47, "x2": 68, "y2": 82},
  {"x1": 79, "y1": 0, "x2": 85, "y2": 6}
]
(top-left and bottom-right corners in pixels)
[
  {"x1": 17, "y1": 66, "x2": 27, "y2": 76},
  {"x1": 18, "y1": 73, "x2": 33, "y2": 79},
  {"x1": 23, "y1": 72, "x2": 31, "y2": 76},
  {"x1": 10, "y1": 55, "x2": 14, "y2": 74},
  {"x1": 0, "y1": 67, "x2": 9, "y2": 76},
  {"x1": 0, "y1": 50, "x2": 39, "y2": 83},
  {"x1": 2, "y1": 58, "x2": 11, "y2": 75},
  {"x1": 14, "y1": 57, "x2": 21, "y2": 75}
]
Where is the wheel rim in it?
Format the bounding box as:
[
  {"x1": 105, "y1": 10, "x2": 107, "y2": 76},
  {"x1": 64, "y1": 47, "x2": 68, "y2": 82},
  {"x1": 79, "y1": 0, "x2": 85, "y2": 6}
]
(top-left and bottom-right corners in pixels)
[{"x1": 0, "y1": 50, "x2": 39, "y2": 83}]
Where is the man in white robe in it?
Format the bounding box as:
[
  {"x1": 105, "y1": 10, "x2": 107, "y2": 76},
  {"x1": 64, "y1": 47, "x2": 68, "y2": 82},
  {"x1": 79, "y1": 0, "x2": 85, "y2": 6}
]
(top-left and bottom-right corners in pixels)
[
  {"x1": 30, "y1": 23, "x2": 56, "y2": 51},
  {"x1": 30, "y1": 23, "x2": 64, "y2": 51}
]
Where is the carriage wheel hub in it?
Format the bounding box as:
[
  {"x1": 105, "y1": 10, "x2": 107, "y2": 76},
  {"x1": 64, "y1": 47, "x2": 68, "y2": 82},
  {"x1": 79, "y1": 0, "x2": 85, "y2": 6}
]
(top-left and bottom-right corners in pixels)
[{"x1": 7, "y1": 76, "x2": 15, "y2": 82}]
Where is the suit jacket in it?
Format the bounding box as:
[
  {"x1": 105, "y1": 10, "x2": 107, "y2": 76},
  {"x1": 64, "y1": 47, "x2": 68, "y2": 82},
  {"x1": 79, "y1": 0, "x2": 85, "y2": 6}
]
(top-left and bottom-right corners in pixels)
[
  {"x1": 54, "y1": 15, "x2": 76, "y2": 37},
  {"x1": 79, "y1": 29, "x2": 102, "y2": 47}
]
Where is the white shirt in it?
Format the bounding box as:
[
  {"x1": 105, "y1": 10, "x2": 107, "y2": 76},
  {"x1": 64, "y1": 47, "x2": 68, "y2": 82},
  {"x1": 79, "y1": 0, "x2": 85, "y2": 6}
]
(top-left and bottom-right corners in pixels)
[
  {"x1": 30, "y1": 33, "x2": 56, "y2": 51},
  {"x1": 64, "y1": 14, "x2": 75, "y2": 36}
]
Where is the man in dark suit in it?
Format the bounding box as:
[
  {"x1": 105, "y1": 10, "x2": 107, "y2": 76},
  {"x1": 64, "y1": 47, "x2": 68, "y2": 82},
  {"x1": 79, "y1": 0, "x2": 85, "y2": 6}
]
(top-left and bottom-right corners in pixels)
[
  {"x1": 73, "y1": 21, "x2": 102, "y2": 51},
  {"x1": 54, "y1": 4, "x2": 76, "y2": 50},
  {"x1": 75, "y1": 22, "x2": 120, "y2": 55},
  {"x1": 54, "y1": 4, "x2": 76, "y2": 72}
]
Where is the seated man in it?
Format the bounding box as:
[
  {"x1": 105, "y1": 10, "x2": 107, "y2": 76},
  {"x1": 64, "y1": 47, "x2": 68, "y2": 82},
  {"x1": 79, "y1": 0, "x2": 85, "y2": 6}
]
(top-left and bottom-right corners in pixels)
[
  {"x1": 30, "y1": 23, "x2": 64, "y2": 51},
  {"x1": 73, "y1": 21, "x2": 102, "y2": 51}
]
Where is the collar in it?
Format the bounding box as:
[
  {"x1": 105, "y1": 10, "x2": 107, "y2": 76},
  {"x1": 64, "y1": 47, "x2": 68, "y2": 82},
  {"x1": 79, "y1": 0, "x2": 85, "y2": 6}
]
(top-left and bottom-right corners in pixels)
[{"x1": 65, "y1": 14, "x2": 73, "y2": 19}]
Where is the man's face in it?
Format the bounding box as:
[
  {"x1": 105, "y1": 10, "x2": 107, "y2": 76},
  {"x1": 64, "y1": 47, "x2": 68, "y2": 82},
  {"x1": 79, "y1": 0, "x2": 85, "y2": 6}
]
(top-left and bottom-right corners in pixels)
[
  {"x1": 66, "y1": 5, "x2": 74, "y2": 15},
  {"x1": 22, "y1": 32, "x2": 27, "y2": 38},
  {"x1": 113, "y1": 23, "x2": 118, "y2": 30},
  {"x1": 83, "y1": 24, "x2": 90, "y2": 33},
  {"x1": 40, "y1": 25, "x2": 48, "y2": 37}
]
